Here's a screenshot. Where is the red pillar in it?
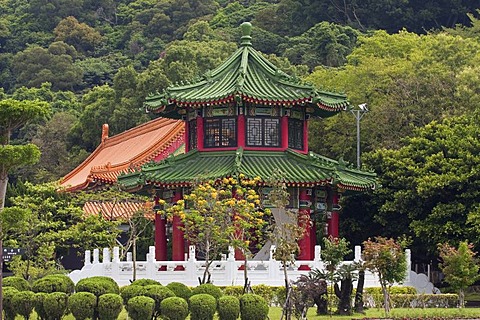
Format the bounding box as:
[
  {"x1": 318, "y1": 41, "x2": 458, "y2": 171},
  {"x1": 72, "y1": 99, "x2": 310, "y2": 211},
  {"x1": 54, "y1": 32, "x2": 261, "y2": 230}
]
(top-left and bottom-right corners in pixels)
[
  {"x1": 184, "y1": 118, "x2": 189, "y2": 153},
  {"x1": 281, "y1": 115, "x2": 288, "y2": 149},
  {"x1": 171, "y1": 190, "x2": 185, "y2": 269},
  {"x1": 197, "y1": 115, "x2": 204, "y2": 150},
  {"x1": 303, "y1": 118, "x2": 309, "y2": 153},
  {"x1": 298, "y1": 188, "x2": 312, "y2": 268},
  {"x1": 238, "y1": 114, "x2": 246, "y2": 148},
  {"x1": 329, "y1": 191, "x2": 340, "y2": 238},
  {"x1": 154, "y1": 203, "x2": 167, "y2": 261}
]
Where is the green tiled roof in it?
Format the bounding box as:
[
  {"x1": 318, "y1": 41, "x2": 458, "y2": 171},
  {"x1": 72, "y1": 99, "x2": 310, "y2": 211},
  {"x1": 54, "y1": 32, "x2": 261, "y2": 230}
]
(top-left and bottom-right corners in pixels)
[
  {"x1": 118, "y1": 148, "x2": 377, "y2": 191},
  {"x1": 145, "y1": 22, "x2": 349, "y2": 119}
]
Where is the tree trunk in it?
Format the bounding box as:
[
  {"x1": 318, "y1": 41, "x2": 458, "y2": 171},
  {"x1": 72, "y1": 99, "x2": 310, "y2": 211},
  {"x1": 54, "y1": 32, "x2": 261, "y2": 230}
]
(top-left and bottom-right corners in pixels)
[
  {"x1": 132, "y1": 236, "x2": 137, "y2": 282},
  {"x1": 354, "y1": 269, "x2": 365, "y2": 313},
  {"x1": 459, "y1": 288, "x2": 465, "y2": 308},
  {"x1": 281, "y1": 267, "x2": 292, "y2": 320},
  {"x1": 381, "y1": 282, "x2": 390, "y2": 314},
  {"x1": 334, "y1": 278, "x2": 353, "y2": 315},
  {"x1": 313, "y1": 295, "x2": 328, "y2": 315}
]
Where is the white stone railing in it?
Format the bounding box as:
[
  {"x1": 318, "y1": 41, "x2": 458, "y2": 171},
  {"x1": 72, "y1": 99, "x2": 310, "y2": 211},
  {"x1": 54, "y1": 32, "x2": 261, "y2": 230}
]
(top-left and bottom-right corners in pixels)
[{"x1": 69, "y1": 245, "x2": 435, "y2": 293}]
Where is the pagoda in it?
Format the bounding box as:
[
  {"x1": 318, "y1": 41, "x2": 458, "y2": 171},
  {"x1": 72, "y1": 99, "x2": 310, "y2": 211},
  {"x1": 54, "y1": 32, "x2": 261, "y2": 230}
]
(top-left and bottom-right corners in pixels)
[{"x1": 118, "y1": 22, "x2": 376, "y2": 262}]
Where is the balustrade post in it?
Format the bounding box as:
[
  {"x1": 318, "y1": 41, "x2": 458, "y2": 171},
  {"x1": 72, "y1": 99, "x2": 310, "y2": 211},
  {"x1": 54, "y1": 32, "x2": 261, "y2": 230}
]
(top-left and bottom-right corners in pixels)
[
  {"x1": 93, "y1": 249, "x2": 99, "y2": 264},
  {"x1": 354, "y1": 245, "x2": 362, "y2": 262},
  {"x1": 103, "y1": 248, "x2": 110, "y2": 263},
  {"x1": 84, "y1": 250, "x2": 91, "y2": 266}
]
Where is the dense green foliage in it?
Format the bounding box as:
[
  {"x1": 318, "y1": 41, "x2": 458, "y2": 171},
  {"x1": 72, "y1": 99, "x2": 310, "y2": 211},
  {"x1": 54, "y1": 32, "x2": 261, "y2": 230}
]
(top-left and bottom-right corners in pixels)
[
  {"x1": 2, "y1": 276, "x2": 30, "y2": 291},
  {"x1": 32, "y1": 274, "x2": 75, "y2": 294},
  {"x1": 126, "y1": 295, "x2": 155, "y2": 320},
  {"x1": 189, "y1": 293, "x2": 218, "y2": 320},
  {"x1": 98, "y1": 293, "x2": 124, "y2": 320},
  {"x1": 43, "y1": 292, "x2": 68, "y2": 320},
  {"x1": 240, "y1": 293, "x2": 269, "y2": 320},
  {"x1": 218, "y1": 295, "x2": 241, "y2": 320},
  {"x1": 75, "y1": 276, "x2": 120, "y2": 297},
  {"x1": 68, "y1": 292, "x2": 96, "y2": 320},
  {"x1": 166, "y1": 282, "x2": 192, "y2": 301},
  {"x1": 161, "y1": 296, "x2": 189, "y2": 320}
]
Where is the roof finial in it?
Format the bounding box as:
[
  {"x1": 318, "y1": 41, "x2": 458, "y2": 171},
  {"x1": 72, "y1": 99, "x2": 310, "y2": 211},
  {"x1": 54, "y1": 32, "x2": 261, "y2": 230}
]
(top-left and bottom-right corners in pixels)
[{"x1": 240, "y1": 22, "x2": 252, "y2": 46}]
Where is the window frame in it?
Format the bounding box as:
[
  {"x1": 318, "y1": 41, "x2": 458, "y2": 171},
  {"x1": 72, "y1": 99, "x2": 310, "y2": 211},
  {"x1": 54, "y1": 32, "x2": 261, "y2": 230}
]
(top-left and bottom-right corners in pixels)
[
  {"x1": 245, "y1": 116, "x2": 281, "y2": 148},
  {"x1": 203, "y1": 117, "x2": 237, "y2": 148}
]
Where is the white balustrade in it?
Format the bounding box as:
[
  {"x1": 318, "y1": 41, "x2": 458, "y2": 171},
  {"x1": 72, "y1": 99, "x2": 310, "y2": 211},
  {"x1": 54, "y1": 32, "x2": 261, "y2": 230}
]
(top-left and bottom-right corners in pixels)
[{"x1": 68, "y1": 245, "x2": 434, "y2": 293}]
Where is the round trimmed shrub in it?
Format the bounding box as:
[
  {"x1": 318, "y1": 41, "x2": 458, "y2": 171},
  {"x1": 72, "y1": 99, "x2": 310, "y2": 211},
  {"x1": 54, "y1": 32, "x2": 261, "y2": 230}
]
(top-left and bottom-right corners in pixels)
[
  {"x1": 43, "y1": 292, "x2": 68, "y2": 320},
  {"x1": 131, "y1": 278, "x2": 161, "y2": 286},
  {"x1": 189, "y1": 293, "x2": 217, "y2": 320},
  {"x1": 34, "y1": 292, "x2": 48, "y2": 320},
  {"x1": 143, "y1": 285, "x2": 175, "y2": 318},
  {"x1": 240, "y1": 294, "x2": 269, "y2": 320},
  {"x1": 126, "y1": 296, "x2": 155, "y2": 320},
  {"x1": 12, "y1": 290, "x2": 36, "y2": 319},
  {"x1": 218, "y1": 295, "x2": 240, "y2": 320},
  {"x1": 32, "y1": 274, "x2": 75, "y2": 294},
  {"x1": 68, "y1": 292, "x2": 96, "y2": 320},
  {"x1": 98, "y1": 293, "x2": 123, "y2": 320},
  {"x1": 75, "y1": 276, "x2": 120, "y2": 296},
  {"x1": 120, "y1": 284, "x2": 146, "y2": 304},
  {"x1": 3, "y1": 276, "x2": 31, "y2": 291},
  {"x1": 161, "y1": 296, "x2": 189, "y2": 320},
  {"x1": 3, "y1": 287, "x2": 19, "y2": 320},
  {"x1": 166, "y1": 282, "x2": 192, "y2": 300},
  {"x1": 191, "y1": 283, "x2": 223, "y2": 301}
]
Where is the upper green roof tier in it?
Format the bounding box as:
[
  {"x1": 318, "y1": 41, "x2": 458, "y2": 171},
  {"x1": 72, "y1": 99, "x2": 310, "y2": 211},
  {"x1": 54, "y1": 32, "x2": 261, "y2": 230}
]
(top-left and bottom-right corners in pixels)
[
  {"x1": 118, "y1": 148, "x2": 377, "y2": 192},
  {"x1": 145, "y1": 22, "x2": 350, "y2": 119}
]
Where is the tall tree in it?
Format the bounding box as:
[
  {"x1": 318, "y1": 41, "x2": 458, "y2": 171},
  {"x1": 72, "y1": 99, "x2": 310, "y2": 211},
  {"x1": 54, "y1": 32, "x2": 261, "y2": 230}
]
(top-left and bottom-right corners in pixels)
[
  {"x1": 362, "y1": 236, "x2": 407, "y2": 315},
  {"x1": 0, "y1": 97, "x2": 50, "y2": 317},
  {"x1": 438, "y1": 241, "x2": 480, "y2": 308},
  {"x1": 365, "y1": 112, "x2": 480, "y2": 256}
]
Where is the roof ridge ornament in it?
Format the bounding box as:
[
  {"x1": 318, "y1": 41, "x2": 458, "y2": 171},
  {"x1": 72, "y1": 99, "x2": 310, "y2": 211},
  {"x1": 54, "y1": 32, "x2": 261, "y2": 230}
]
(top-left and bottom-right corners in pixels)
[{"x1": 240, "y1": 22, "x2": 252, "y2": 47}]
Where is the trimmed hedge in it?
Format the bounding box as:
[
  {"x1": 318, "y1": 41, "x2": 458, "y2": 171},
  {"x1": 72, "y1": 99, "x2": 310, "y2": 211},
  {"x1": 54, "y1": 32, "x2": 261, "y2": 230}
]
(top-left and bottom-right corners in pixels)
[
  {"x1": 166, "y1": 282, "x2": 192, "y2": 300},
  {"x1": 34, "y1": 292, "x2": 48, "y2": 320},
  {"x1": 120, "y1": 284, "x2": 146, "y2": 304},
  {"x1": 126, "y1": 296, "x2": 155, "y2": 320},
  {"x1": 189, "y1": 293, "x2": 217, "y2": 320},
  {"x1": 32, "y1": 274, "x2": 75, "y2": 294},
  {"x1": 240, "y1": 294, "x2": 269, "y2": 320},
  {"x1": 12, "y1": 290, "x2": 36, "y2": 319},
  {"x1": 143, "y1": 285, "x2": 176, "y2": 318},
  {"x1": 218, "y1": 295, "x2": 240, "y2": 320},
  {"x1": 68, "y1": 292, "x2": 96, "y2": 320},
  {"x1": 75, "y1": 276, "x2": 120, "y2": 296},
  {"x1": 3, "y1": 287, "x2": 19, "y2": 320},
  {"x1": 43, "y1": 292, "x2": 68, "y2": 320},
  {"x1": 191, "y1": 283, "x2": 223, "y2": 301},
  {"x1": 3, "y1": 276, "x2": 31, "y2": 291},
  {"x1": 161, "y1": 296, "x2": 189, "y2": 320},
  {"x1": 130, "y1": 278, "x2": 161, "y2": 286},
  {"x1": 364, "y1": 292, "x2": 459, "y2": 308},
  {"x1": 98, "y1": 293, "x2": 124, "y2": 320}
]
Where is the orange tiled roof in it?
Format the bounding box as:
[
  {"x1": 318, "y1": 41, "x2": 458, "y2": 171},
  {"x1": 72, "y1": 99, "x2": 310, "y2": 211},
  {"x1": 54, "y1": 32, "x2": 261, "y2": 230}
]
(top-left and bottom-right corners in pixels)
[
  {"x1": 83, "y1": 200, "x2": 155, "y2": 221},
  {"x1": 61, "y1": 117, "x2": 185, "y2": 192}
]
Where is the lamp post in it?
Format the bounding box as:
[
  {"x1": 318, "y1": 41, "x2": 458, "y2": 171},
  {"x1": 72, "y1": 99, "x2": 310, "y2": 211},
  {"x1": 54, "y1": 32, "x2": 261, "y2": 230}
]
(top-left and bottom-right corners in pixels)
[{"x1": 351, "y1": 103, "x2": 368, "y2": 169}]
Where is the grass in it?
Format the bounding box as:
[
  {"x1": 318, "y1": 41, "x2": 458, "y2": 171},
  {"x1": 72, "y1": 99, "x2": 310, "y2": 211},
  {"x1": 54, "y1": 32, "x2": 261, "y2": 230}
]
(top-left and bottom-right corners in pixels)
[{"x1": 17, "y1": 307, "x2": 480, "y2": 319}]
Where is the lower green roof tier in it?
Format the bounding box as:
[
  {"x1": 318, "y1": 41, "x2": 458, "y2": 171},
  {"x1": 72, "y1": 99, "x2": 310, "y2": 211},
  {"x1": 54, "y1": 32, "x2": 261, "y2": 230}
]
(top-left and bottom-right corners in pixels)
[{"x1": 118, "y1": 148, "x2": 377, "y2": 192}]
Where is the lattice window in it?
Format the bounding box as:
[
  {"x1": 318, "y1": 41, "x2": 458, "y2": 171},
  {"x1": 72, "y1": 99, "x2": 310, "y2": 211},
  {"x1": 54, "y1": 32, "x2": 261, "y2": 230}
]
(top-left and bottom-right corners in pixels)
[
  {"x1": 288, "y1": 118, "x2": 304, "y2": 150},
  {"x1": 188, "y1": 119, "x2": 197, "y2": 150},
  {"x1": 204, "y1": 118, "x2": 237, "y2": 148},
  {"x1": 246, "y1": 117, "x2": 280, "y2": 147}
]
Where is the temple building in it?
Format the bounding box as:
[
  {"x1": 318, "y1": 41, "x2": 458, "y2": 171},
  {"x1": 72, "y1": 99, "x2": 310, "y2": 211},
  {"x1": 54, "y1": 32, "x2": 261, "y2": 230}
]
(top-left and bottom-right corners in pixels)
[
  {"x1": 60, "y1": 117, "x2": 184, "y2": 219},
  {"x1": 118, "y1": 22, "x2": 377, "y2": 262}
]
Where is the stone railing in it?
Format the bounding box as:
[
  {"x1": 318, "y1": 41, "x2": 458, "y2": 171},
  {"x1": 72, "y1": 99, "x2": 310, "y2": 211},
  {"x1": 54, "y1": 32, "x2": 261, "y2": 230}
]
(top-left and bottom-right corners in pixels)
[{"x1": 69, "y1": 245, "x2": 435, "y2": 293}]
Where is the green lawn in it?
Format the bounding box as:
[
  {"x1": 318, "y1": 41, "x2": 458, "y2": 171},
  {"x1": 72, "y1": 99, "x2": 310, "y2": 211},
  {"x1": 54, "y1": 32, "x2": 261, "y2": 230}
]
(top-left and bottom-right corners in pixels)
[{"x1": 17, "y1": 307, "x2": 480, "y2": 319}]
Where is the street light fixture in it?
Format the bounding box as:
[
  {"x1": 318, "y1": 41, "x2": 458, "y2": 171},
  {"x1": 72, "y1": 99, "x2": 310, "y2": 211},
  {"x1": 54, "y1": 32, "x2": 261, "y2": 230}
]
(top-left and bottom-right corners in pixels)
[{"x1": 351, "y1": 103, "x2": 368, "y2": 169}]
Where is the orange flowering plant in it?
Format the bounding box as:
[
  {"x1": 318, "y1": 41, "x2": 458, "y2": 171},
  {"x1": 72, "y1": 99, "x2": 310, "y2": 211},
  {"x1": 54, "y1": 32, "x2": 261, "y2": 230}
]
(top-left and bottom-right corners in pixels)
[{"x1": 163, "y1": 175, "x2": 270, "y2": 284}]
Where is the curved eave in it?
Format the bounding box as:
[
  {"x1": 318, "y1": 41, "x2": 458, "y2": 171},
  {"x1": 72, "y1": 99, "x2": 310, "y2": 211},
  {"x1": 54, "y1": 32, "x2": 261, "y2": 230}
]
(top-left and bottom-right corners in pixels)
[
  {"x1": 118, "y1": 149, "x2": 377, "y2": 192},
  {"x1": 145, "y1": 45, "x2": 349, "y2": 118}
]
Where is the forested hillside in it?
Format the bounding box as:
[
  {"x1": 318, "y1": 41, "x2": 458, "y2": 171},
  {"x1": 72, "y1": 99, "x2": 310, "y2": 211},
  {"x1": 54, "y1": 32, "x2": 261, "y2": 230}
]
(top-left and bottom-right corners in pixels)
[{"x1": 1, "y1": 0, "x2": 480, "y2": 262}]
